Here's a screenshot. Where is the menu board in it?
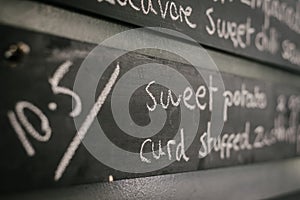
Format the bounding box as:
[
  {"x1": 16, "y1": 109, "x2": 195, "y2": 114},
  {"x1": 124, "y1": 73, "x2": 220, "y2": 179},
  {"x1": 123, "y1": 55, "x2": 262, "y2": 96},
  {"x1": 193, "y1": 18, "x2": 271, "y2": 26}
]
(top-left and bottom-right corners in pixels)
[
  {"x1": 0, "y1": 25, "x2": 300, "y2": 193},
  {"x1": 37, "y1": 0, "x2": 300, "y2": 72}
]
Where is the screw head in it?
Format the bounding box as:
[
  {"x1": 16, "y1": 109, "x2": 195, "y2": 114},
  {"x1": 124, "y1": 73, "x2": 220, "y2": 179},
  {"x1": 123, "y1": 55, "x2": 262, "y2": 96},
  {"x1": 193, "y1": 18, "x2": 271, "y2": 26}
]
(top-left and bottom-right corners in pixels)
[{"x1": 4, "y1": 42, "x2": 30, "y2": 64}]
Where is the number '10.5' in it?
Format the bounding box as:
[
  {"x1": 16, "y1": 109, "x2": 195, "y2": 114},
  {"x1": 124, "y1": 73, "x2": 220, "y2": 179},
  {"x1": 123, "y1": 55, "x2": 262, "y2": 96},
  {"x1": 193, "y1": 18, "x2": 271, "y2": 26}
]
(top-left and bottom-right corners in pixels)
[{"x1": 7, "y1": 60, "x2": 82, "y2": 156}]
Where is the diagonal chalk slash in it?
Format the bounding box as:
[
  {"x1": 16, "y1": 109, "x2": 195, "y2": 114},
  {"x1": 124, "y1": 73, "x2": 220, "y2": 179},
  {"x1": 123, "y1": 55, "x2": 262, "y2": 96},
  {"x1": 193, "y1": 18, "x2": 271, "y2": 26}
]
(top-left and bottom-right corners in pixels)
[{"x1": 54, "y1": 64, "x2": 120, "y2": 181}]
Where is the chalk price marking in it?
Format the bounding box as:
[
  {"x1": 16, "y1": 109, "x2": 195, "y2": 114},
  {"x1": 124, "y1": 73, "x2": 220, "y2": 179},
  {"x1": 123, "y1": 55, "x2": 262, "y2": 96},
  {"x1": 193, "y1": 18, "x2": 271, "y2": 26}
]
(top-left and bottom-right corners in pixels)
[{"x1": 7, "y1": 60, "x2": 120, "y2": 181}]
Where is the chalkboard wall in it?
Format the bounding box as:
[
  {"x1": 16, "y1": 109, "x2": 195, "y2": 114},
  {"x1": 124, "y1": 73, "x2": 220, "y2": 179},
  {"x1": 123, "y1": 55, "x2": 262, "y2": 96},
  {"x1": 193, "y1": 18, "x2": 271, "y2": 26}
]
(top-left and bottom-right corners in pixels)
[
  {"x1": 1, "y1": 25, "x2": 300, "y2": 193},
  {"x1": 38, "y1": 0, "x2": 300, "y2": 72}
]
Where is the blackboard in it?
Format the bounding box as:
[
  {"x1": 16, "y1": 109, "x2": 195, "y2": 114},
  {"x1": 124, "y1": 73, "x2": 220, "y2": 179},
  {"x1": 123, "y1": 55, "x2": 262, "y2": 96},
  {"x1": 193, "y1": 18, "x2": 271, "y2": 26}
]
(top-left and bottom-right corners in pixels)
[
  {"x1": 37, "y1": 0, "x2": 300, "y2": 72},
  {"x1": 0, "y1": 24, "x2": 300, "y2": 193}
]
